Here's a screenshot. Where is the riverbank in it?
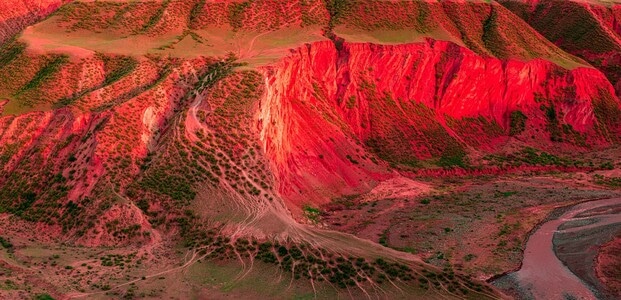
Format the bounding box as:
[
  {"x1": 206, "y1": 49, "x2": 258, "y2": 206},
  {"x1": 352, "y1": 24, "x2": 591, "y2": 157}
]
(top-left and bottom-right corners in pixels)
[
  {"x1": 493, "y1": 198, "x2": 621, "y2": 299},
  {"x1": 596, "y1": 235, "x2": 621, "y2": 297}
]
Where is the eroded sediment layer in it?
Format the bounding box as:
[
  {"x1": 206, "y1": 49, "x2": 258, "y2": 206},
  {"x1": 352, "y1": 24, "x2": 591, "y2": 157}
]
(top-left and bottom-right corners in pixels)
[{"x1": 259, "y1": 38, "x2": 621, "y2": 208}]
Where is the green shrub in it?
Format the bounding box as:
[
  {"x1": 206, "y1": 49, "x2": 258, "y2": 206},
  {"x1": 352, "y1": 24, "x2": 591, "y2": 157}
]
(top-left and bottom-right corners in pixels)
[
  {"x1": 509, "y1": 110, "x2": 527, "y2": 136},
  {"x1": 138, "y1": 0, "x2": 170, "y2": 33},
  {"x1": 228, "y1": 1, "x2": 251, "y2": 30},
  {"x1": 303, "y1": 205, "x2": 321, "y2": 223},
  {"x1": 35, "y1": 294, "x2": 55, "y2": 300},
  {"x1": 17, "y1": 55, "x2": 69, "y2": 94},
  {"x1": 0, "y1": 236, "x2": 13, "y2": 249}
]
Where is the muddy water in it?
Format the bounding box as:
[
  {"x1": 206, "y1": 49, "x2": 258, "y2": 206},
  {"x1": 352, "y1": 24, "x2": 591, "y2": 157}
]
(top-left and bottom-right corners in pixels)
[{"x1": 493, "y1": 198, "x2": 621, "y2": 299}]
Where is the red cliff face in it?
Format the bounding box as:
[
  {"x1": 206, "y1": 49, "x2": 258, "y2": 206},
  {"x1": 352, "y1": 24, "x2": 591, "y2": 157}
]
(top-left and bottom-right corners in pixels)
[
  {"x1": 0, "y1": 0, "x2": 620, "y2": 243},
  {"x1": 258, "y1": 41, "x2": 390, "y2": 209},
  {"x1": 258, "y1": 38, "x2": 621, "y2": 207},
  {"x1": 0, "y1": 0, "x2": 69, "y2": 44},
  {"x1": 335, "y1": 40, "x2": 608, "y2": 133}
]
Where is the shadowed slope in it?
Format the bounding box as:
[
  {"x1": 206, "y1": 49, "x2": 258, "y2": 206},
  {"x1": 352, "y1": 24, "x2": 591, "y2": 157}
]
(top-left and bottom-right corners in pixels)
[{"x1": 499, "y1": 0, "x2": 621, "y2": 93}]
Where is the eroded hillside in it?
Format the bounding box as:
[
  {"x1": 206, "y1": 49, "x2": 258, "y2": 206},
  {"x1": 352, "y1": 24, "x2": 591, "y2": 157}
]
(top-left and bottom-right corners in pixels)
[
  {"x1": 0, "y1": 0, "x2": 620, "y2": 299},
  {"x1": 499, "y1": 0, "x2": 621, "y2": 93}
]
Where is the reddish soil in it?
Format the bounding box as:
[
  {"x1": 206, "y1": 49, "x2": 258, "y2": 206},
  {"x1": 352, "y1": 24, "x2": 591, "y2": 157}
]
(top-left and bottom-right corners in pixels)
[
  {"x1": 260, "y1": 39, "x2": 620, "y2": 211},
  {"x1": 321, "y1": 175, "x2": 621, "y2": 279},
  {"x1": 596, "y1": 234, "x2": 621, "y2": 297},
  {"x1": 0, "y1": 0, "x2": 620, "y2": 299}
]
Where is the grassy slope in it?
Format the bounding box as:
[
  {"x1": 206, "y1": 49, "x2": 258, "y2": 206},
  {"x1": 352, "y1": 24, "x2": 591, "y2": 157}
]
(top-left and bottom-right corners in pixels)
[
  {"x1": 16, "y1": 0, "x2": 587, "y2": 72},
  {"x1": 331, "y1": 0, "x2": 586, "y2": 69},
  {"x1": 1, "y1": 0, "x2": 592, "y2": 117},
  {"x1": 498, "y1": 0, "x2": 621, "y2": 87}
]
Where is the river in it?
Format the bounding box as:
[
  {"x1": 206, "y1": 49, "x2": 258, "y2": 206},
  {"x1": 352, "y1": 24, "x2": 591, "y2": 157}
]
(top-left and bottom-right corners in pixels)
[{"x1": 492, "y1": 198, "x2": 621, "y2": 299}]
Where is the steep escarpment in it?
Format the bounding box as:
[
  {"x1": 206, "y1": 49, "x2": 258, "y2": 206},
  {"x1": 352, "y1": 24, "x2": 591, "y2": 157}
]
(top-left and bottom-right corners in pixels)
[
  {"x1": 0, "y1": 0, "x2": 69, "y2": 45},
  {"x1": 258, "y1": 42, "x2": 389, "y2": 209},
  {"x1": 337, "y1": 40, "x2": 619, "y2": 142},
  {"x1": 0, "y1": 0, "x2": 619, "y2": 248},
  {"x1": 259, "y1": 38, "x2": 621, "y2": 208}
]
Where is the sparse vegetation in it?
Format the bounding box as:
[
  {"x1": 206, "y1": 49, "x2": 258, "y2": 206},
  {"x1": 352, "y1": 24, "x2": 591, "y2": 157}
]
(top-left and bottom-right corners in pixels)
[
  {"x1": 509, "y1": 110, "x2": 527, "y2": 136},
  {"x1": 0, "y1": 40, "x2": 26, "y2": 70},
  {"x1": 325, "y1": 0, "x2": 352, "y2": 29},
  {"x1": 594, "y1": 175, "x2": 621, "y2": 188},
  {"x1": 16, "y1": 54, "x2": 69, "y2": 95},
  {"x1": 137, "y1": 0, "x2": 170, "y2": 34},
  {"x1": 188, "y1": 0, "x2": 207, "y2": 29},
  {"x1": 543, "y1": 104, "x2": 563, "y2": 142},
  {"x1": 228, "y1": 1, "x2": 251, "y2": 30},
  {"x1": 0, "y1": 236, "x2": 13, "y2": 250},
  {"x1": 0, "y1": 1, "x2": 619, "y2": 299},
  {"x1": 483, "y1": 147, "x2": 589, "y2": 169},
  {"x1": 303, "y1": 205, "x2": 321, "y2": 223},
  {"x1": 179, "y1": 226, "x2": 491, "y2": 296},
  {"x1": 593, "y1": 88, "x2": 621, "y2": 142}
]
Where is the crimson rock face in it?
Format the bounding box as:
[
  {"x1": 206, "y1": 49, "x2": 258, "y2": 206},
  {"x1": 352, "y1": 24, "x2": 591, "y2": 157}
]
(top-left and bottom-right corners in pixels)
[
  {"x1": 259, "y1": 39, "x2": 621, "y2": 207},
  {"x1": 0, "y1": 1, "x2": 619, "y2": 298}
]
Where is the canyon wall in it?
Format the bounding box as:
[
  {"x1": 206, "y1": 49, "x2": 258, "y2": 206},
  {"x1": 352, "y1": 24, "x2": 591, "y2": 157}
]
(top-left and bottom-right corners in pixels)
[
  {"x1": 1, "y1": 0, "x2": 621, "y2": 239},
  {"x1": 259, "y1": 39, "x2": 621, "y2": 207}
]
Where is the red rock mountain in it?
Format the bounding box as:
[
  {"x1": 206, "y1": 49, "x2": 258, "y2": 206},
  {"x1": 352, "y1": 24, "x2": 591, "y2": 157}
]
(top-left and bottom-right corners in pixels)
[
  {"x1": 260, "y1": 38, "x2": 620, "y2": 206},
  {"x1": 0, "y1": 0, "x2": 618, "y2": 234},
  {"x1": 0, "y1": 0, "x2": 619, "y2": 298}
]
